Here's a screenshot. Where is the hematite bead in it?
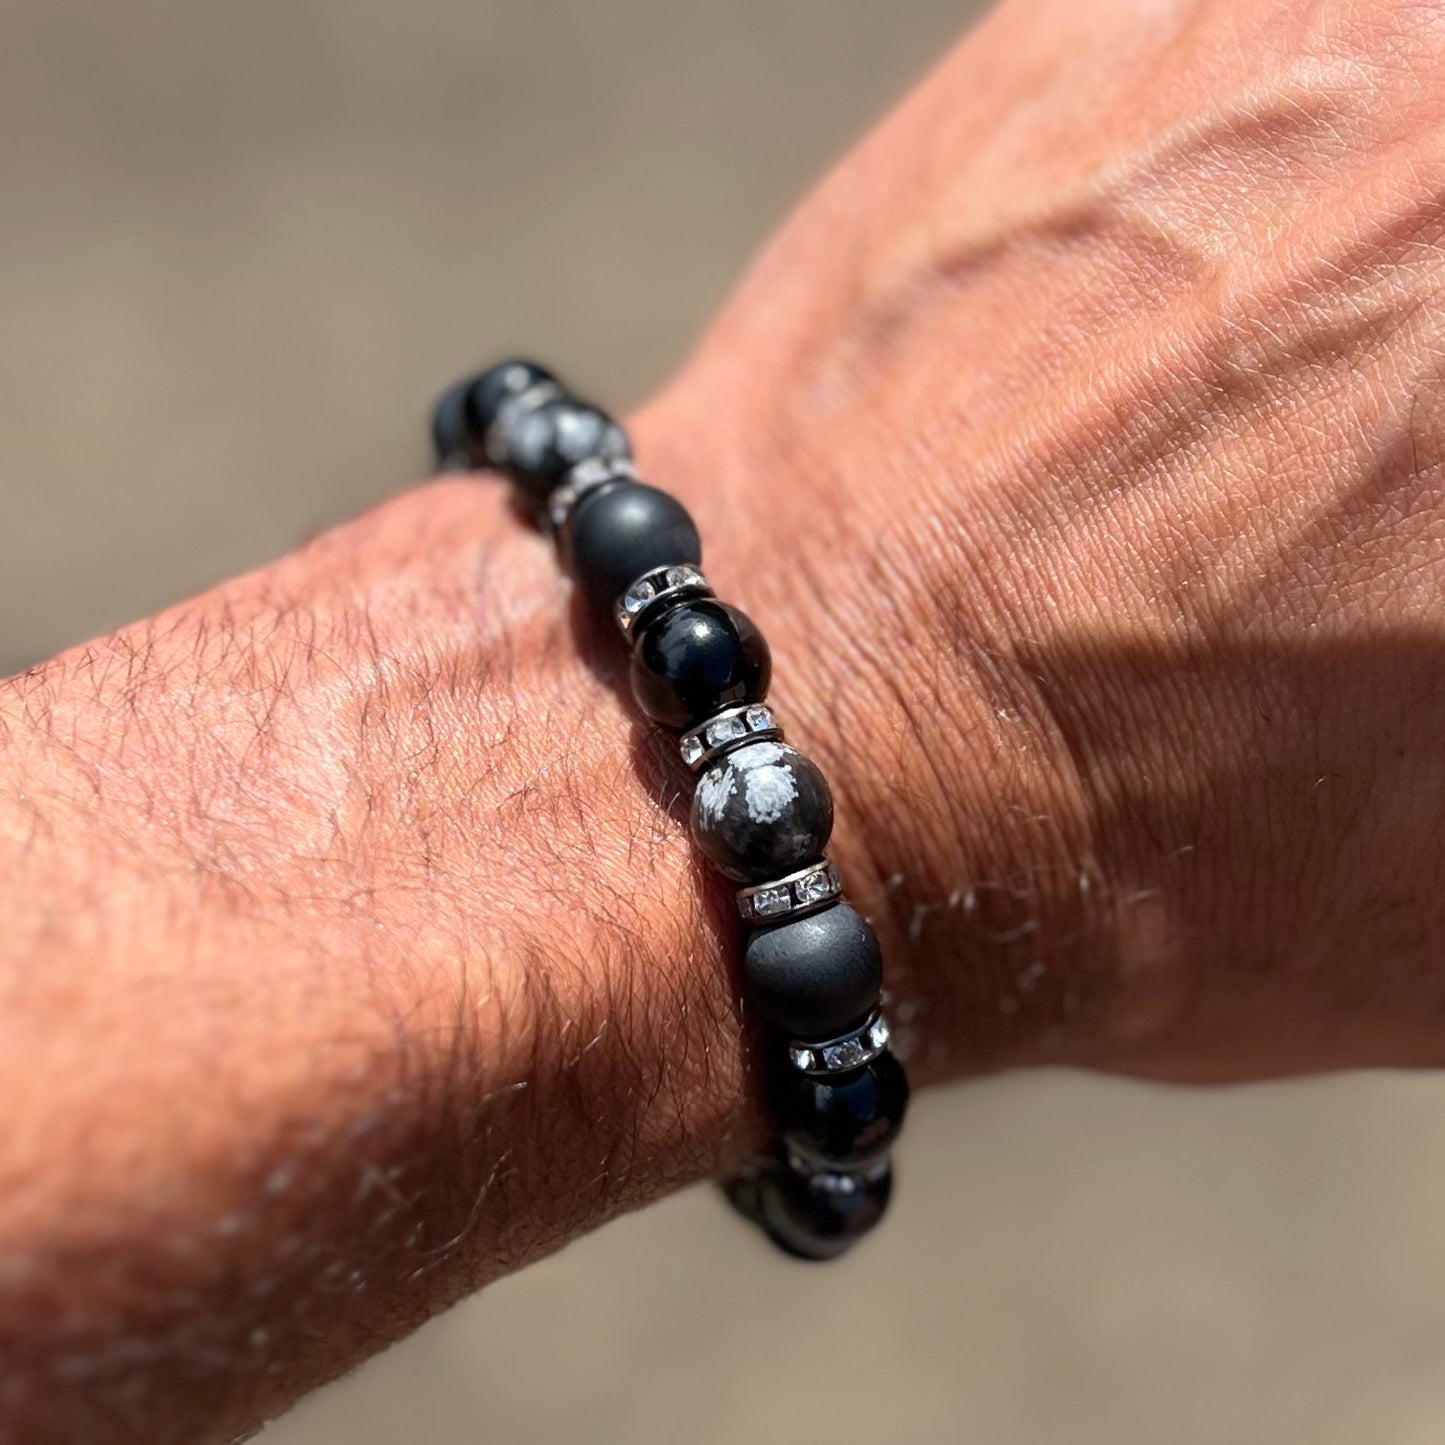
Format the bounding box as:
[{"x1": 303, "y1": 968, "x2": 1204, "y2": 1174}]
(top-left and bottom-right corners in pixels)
[
  {"x1": 499, "y1": 397, "x2": 631, "y2": 507},
  {"x1": 690, "y1": 740, "x2": 830, "y2": 883},
  {"x1": 743, "y1": 902, "x2": 882, "y2": 1038},
  {"x1": 776, "y1": 1048, "x2": 909, "y2": 1166},
  {"x1": 754, "y1": 1158, "x2": 893, "y2": 1261},
  {"x1": 631, "y1": 598, "x2": 769, "y2": 729},
  {"x1": 568, "y1": 483, "x2": 702, "y2": 612}
]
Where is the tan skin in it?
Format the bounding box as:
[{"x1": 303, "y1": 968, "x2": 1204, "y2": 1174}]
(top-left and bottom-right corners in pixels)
[{"x1": 3, "y1": 0, "x2": 1445, "y2": 1437}]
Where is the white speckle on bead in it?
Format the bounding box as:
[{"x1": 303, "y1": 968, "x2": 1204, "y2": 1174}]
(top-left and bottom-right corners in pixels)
[
  {"x1": 744, "y1": 760, "x2": 798, "y2": 824},
  {"x1": 733, "y1": 740, "x2": 787, "y2": 767},
  {"x1": 695, "y1": 762, "x2": 737, "y2": 826}
]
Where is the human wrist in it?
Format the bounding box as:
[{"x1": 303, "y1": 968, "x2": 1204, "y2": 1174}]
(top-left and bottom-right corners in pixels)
[{"x1": 629, "y1": 389, "x2": 1149, "y2": 1086}]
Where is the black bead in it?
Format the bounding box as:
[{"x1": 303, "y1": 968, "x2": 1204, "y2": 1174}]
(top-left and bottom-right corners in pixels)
[
  {"x1": 461, "y1": 359, "x2": 557, "y2": 444},
  {"x1": 430, "y1": 378, "x2": 474, "y2": 469},
  {"x1": 743, "y1": 903, "x2": 882, "y2": 1038},
  {"x1": 754, "y1": 1157, "x2": 893, "y2": 1261},
  {"x1": 569, "y1": 483, "x2": 703, "y2": 613},
  {"x1": 689, "y1": 741, "x2": 830, "y2": 882},
  {"x1": 501, "y1": 397, "x2": 631, "y2": 506},
  {"x1": 630, "y1": 598, "x2": 769, "y2": 729},
  {"x1": 430, "y1": 360, "x2": 558, "y2": 469},
  {"x1": 775, "y1": 1049, "x2": 909, "y2": 1166}
]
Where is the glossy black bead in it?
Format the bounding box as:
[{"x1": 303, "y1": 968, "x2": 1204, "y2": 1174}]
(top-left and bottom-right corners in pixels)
[
  {"x1": 689, "y1": 741, "x2": 830, "y2": 882},
  {"x1": 755, "y1": 1158, "x2": 893, "y2": 1261},
  {"x1": 776, "y1": 1049, "x2": 909, "y2": 1166},
  {"x1": 461, "y1": 359, "x2": 557, "y2": 444},
  {"x1": 501, "y1": 397, "x2": 631, "y2": 506},
  {"x1": 631, "y1": 598, "x2": 769, "y2": 729},
  {"x1": 568, "y1": 482, "x2": 702, "y2": 612},
  {"x1": 743, "y1": 903, "x2": 882, "y2": 1038}
]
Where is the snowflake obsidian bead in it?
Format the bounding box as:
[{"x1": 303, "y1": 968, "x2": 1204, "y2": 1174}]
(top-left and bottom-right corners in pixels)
[
  {"x1": 689, "y1": 740, "x2": 832, "y2": 883},
  {"x1": 495, "y1": 396, "x2": 632, "y2": 507},
  {"x1": 431, "y1": 359, "x2": 558, "y2": 469},
  {"x1": 463, "y1": 359, "x2": 558, "y2": 442}
]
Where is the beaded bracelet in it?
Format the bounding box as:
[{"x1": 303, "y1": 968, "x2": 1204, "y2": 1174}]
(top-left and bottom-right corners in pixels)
[{"x1": 431, "y1": 360, "x2": 909, "y2": 1260}]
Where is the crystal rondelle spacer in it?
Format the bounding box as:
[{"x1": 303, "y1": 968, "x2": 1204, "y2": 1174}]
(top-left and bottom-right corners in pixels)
[
  {"x1": 795, "y1": 867, "x2": 836, "y2": 906},
  {"x1": 679, "y1": 702, "x2": 782, "y2": 773},
  {"x1": 789, "y1": 1011, "x2": 891, "y2": 1075},
  {"x1": 623, "y1": 578, "x2": 657, "y2": 614},
  {"x1": 783, "y1": 1150, "x2": 889, "y2": 1192},
  {"x1": 706, "y1": 714, "x2": 747, "y2": 748},
  {"x1": 736, "y1": 860, "x2": 841, "y2": 921},
  {"x1": 750, "y1": 885, "x2": 793, "y2": 918},
  {"x1": 547, "y1": 485, "x2": 577, "y2": 531},
  {"x1": 614, "y1": 563, "x2": 712, "y2": 640},
  {"x1": 547, "y1": 457, "x2": 638, "y2": 534}
]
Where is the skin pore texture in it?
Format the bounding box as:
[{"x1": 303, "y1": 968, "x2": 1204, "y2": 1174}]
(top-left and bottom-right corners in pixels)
[{"x1": 5, "y1": 0, "x2": 1445, "y2": 1437}]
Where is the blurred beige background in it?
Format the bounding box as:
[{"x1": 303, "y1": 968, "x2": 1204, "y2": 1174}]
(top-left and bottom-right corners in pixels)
[{"x1": 3, "y1": 2, "x2": 1445, "y2": 1442}]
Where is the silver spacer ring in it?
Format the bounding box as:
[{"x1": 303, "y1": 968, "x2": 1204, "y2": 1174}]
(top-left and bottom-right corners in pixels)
[
  {"x1": 546, "y1": 456, "x2": 638, "y2": 534},
  {"x1": 735, "y1": 859, "x2": 841, "y2": 923},
  {"x1": 782, "y1": 1148, "x2": 891, "y2": 1185},
  {"x1": 789, "y1": 1010, "x2": 890, "y2": 1076},
  {"x1": 679, "y1": 702, "x2": 782, "y2": 772},
  {"x1": 482, "y1": 379, "x2": 563, "y2": 467},
  {"x1": 614, "y1": 563, "x2": 712, "y2": 640}
]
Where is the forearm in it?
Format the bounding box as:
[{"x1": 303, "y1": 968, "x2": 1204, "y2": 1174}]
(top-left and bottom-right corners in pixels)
[{"x1": 0, "y1": 479, "x2": 772, "y2": 1441}]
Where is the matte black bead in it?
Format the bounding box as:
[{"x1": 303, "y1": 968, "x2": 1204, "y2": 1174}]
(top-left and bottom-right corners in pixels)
[
  {"x1": 461, "y1": 359, "x2": 557, "y2": 443},
  {"x1": 755, "y1": 1158, "x2": 893, "y2": 1261},
  {"x1": 743, "y1": 903, "x2": 882, "y2": 1038},
  {"x1": 689, "y1": 741, "x2": 830, "y2": 883},
  {"x1": 569, "y1": 483, "x2": 703, "y2": 613},
  {"x1": 501, "y1": 397, "x2": 631, "y2": 507},
  {"x1": 776, "y1": 1048, "x2": 909, "y2": 1166},
  {"x1": 630, "y1": 598, "x2": 769, "y2": 729}
]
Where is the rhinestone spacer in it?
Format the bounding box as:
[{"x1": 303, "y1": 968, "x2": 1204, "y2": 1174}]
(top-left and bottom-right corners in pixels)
[
  {"x1": 678, "y1": 702, "x2": 782, "y2": 771},
  {"x1": 782, "y1": 1148, "x2": 890, "y2": 1185},
  {"x1": 735, "y1": 859, "x2": 841, "y2": 922},
  {"x1": 789, "y1": 1010, "x2": 890, "y2": 1076},
  {"x1": 614, "y1": 563, "x2": 713, "y2": 640},
  {"x1": 546, "y1": 456, "x2": 638, "y2": 534}
]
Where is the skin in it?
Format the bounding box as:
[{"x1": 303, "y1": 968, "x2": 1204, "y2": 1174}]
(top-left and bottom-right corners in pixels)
[{"x1": 3, "y1": 0, "x2": 1445, "y2": 1436}]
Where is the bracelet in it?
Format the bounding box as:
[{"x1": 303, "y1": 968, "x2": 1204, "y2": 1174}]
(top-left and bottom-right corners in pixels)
[{"x1": 431, "y1": 360, "x2": 910, "y2": 1260}]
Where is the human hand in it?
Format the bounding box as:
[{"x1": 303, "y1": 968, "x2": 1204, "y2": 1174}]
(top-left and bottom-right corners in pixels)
[{"x1": 643, "y1": 0, "x2": 1445, "y2": 1085}]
